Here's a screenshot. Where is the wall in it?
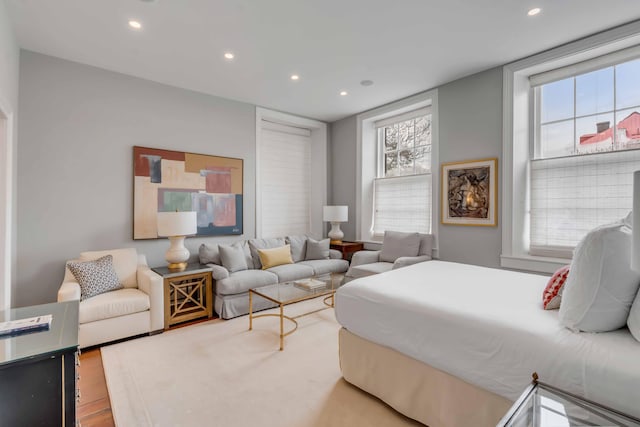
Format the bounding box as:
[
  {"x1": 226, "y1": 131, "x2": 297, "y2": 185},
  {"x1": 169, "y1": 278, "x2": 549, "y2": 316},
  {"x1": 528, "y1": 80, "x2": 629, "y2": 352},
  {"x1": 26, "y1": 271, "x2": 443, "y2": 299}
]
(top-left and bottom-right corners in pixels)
[
  {"x1": 16, "y1": 51, "x2": 257, "y2": 306},
  {"x1": 328, "y1": 115, "x2": 357, "y2": 241},
  {"x1": 437, "y1": 67, "x2": 502, "y2": 267},
  {"x1": 0, "y1": 0, "x2": 19, "y2": 310},
  {"x1": 330, "y1": 67, "x2": 503, "y2": 267}
]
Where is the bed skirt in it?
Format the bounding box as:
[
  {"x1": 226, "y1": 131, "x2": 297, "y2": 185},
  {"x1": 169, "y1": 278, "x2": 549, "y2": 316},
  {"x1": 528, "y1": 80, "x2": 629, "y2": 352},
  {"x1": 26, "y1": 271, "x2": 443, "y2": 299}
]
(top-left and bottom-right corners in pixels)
[{"x1": 338, "y1": 328, "x2": 512, "y2": 427}]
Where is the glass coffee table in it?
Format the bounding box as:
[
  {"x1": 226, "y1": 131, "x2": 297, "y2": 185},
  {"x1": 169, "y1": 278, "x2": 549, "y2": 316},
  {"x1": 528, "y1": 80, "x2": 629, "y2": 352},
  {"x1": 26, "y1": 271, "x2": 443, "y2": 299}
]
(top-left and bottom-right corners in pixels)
[{"x1": 248, "y1": 273, "x2": 342, "y2": 351}]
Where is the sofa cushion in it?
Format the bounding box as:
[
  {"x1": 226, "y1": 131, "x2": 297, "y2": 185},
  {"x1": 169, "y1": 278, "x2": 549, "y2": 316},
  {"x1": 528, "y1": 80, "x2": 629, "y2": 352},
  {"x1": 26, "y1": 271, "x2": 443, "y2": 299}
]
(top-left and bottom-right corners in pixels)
[
  {"x1": 417, "y1": 233, "x2": 435, "y2": 257},
  {"x1": 258, "y1": 245, "x2": 294, "y2": 270},
  {"x1": 80, "y1": 248, "x2": 138, "y2": 288},
  {"x1": 219, "y1": 244, "x2": 249, "y2": 273},
  {"x1": 79, "y1": 288, "x2": 150, "y2": 324},
  {"x1": 305, "y1": 238, "x2": 330, "y2": 260},
  {"x1": 380, "y1": 231, "x2": 421, "y2": 263},
  {"x1": 199, "y1": 243, "x2": 221, "y2": 265},
  {"x1": 286, "y1": 235, "x2": 308, "y2": 262},
  {"x1": 266, "y1": 263, "x2": 315, "y2": 283},
  {"x1": 347, "y1": 262, "x2": 393, "y2": 279},
  {"x1": 298, "y1": 259, "x2": 349, "y2": 276},
  {"x1": 215, "y1": 270, "x2": 279, "y2": 295},
  {"x1": 68, "y1": 255, "x2": 123, "y2": 301},
  {"x1": 248, "y1": 238, "x2": 286, "y2": 269}
]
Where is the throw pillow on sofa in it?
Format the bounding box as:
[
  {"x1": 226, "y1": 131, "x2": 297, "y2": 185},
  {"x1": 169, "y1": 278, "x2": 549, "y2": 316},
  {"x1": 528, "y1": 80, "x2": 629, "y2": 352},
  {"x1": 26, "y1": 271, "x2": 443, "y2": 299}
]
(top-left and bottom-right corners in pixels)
[
  {"x1": 629, "y1": 290, "x2": 640, "y2": 342},
  {"x1": 258, "y1": 245, "x2": 294, "y2": 269},
  {"x1": 199, "y1": 243, "x2": 221, "y2": 265},
  {"x1": 219, "y1": 244, "x2": 249, "y2": 273},
  {"x1": 306, "y1": 238, "x2": 330, "y2": 260},
  {"x1": 286, "y1": 235, "x2": 308, "y2": 262},
  {"x1": 559, "y1": 216, "x2": 640, "y2": 332},
  {"x1": 248, "y1": 238, "x2": 286, "y2": 269},
  {"x1": 67, "y1": 255, "x2": 123, "y2": 301}
]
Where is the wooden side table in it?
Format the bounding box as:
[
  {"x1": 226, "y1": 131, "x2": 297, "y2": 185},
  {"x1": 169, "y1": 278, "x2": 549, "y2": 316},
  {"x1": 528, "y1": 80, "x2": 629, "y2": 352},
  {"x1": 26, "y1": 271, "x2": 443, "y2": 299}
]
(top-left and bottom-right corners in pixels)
[
  {"x1": 330, "y1": 241, "x2": 364, "y2": 260},
  {"x1": 151, "y1": 264, "x2": 213, "y2": 329}
]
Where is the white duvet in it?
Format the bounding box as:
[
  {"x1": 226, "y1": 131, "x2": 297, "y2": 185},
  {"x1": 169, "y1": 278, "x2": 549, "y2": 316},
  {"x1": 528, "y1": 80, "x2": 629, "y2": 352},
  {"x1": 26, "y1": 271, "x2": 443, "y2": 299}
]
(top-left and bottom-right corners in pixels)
[{"x1": 335, "y1": 261, "x2": 640, "y2": 418}]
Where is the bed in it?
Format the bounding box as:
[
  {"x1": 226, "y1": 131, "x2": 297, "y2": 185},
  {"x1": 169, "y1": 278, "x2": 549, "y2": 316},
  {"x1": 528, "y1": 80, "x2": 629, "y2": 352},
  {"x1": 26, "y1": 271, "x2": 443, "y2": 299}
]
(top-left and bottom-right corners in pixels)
[{"x1": 334, "y1": 261, "x2": 640, "y2": 427}]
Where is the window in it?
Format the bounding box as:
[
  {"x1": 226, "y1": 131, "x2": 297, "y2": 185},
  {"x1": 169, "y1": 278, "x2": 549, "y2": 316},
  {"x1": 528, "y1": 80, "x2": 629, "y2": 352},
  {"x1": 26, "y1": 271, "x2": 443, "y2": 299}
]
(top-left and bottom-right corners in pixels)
[
  {"x1": 502, "y1": 25, "x2": 640, "y2": 273},
  {"x1": 258, "y1": 120, "x2": 311, "y2": 238},
  {"x1": 372, "y1": 109, "x2": 432, "y2": 235},
  {"x1": 530, "y1": 57, "x2": 640, "y2": 257}
]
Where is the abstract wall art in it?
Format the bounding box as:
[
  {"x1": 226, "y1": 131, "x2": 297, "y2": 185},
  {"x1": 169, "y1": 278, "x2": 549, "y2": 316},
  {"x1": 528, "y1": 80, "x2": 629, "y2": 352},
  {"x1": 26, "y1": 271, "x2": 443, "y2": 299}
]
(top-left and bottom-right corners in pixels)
[
  {"x1": 133, "y1": 146, "x2": 243, "y2": 239},
  {"x1": 441, "y1": 158, "x2": 497, "y2": 226}
]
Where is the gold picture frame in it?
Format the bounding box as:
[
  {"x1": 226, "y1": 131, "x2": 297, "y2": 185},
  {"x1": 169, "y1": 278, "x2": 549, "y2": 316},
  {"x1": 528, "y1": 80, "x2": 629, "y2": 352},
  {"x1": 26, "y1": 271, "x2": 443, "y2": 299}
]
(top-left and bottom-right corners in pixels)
[{"x1": 441, "y1": 158, "x2": 497, "y2": 226}]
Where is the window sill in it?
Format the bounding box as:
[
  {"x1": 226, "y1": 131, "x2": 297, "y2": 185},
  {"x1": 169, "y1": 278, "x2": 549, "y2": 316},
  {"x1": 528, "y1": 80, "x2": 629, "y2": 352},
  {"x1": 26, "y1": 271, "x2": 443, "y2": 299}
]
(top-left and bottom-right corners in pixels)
[{"x1": 500, "y1": 254, "x2": 569, "y2": 275}]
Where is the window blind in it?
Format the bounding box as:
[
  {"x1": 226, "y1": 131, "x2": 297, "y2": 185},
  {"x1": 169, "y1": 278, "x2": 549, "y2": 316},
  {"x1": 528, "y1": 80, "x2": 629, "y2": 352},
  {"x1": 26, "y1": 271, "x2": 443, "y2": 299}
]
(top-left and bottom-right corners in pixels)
[
  {"x1": 373, "y1": 174, "x2": 431, "y2": 235},
  {"x1": 529, "y1": 44, "x2": 640, "y2": 87},
  {"x1": 259, "y1": 122, "x2": 311, "y2": 238},
  {"x1": 530, "y1": 149, "x2": 640, "y2": 258},
  {"x1": 374, "y1": 107, "x2": 431, "y2": 129}
]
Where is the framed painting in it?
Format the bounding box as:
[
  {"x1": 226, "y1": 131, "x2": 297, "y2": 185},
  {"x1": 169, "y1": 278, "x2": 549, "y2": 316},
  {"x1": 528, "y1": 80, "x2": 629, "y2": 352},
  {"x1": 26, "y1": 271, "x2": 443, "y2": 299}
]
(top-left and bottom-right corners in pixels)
[
  {"x1": 133, "y1": 146, "x2": 243, "y2": 239},
  {"x1": 441, "y1": 158, "x2": 497, "y2": 226}
]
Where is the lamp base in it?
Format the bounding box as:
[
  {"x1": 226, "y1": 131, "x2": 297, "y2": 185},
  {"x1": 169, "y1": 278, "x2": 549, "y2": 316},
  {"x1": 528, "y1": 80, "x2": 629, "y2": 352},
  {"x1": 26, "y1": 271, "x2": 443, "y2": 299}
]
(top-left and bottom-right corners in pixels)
[
  {"x1": 165, "y1": 235, "x2": 190, "y2": 271},
  {"x1": 328, "y1": 222, "x2": 344, "y2": 245},
  {"x1": 167, "y1": 262, "x2": 188, "y2": 271}
]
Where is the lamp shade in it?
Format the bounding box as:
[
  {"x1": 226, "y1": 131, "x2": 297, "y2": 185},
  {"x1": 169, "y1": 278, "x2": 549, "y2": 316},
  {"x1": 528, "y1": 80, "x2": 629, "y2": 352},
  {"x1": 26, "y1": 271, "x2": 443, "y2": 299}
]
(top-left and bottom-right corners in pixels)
[
  {"x1": 157, "y1": 211, "x2": 197, "y2": 237},
  {"x1": 323, "y1": 205, "x2": 348, "y2": 222},
  {"x1": 632, "y1": 171, "x2": 640, "y2": 271}
]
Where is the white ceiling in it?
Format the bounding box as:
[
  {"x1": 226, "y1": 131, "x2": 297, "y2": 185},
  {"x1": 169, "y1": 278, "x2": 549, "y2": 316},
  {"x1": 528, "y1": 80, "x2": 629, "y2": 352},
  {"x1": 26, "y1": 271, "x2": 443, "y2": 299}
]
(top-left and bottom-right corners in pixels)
[{"x1": 7, "y1": 0, "x2": 640, "y2": 122}]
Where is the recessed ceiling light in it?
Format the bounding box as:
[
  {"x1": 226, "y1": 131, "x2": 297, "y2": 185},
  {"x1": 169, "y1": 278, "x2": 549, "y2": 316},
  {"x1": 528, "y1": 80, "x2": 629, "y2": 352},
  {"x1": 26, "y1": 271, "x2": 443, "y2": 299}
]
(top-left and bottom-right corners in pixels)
[
  {"x1": 360, "y1": 80, "x2": 374, "y2": 87},
  {"x1": 527, "y1": 7, "x2": 541, "y2": 16},
  {"x1": 224, "y1": 52, "x2": 234, "y2": 60},
  {"x1": 340, "y1": 91, "x2": 348, "y2": 96},
  {"x1": 128, "y1": 20, "x2": 142, "y2": 29},
  {"x1": 290, "y1": 74, "x2": 300, "y2": 81}
]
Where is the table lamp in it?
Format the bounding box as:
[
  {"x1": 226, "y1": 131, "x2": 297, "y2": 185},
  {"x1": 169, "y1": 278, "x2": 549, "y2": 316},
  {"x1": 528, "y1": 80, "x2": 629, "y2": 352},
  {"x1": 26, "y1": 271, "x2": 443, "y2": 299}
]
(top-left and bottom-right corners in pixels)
[
  {"x1": 323, "y1": 205, "x2": 348, "y2": 244},
  {"x1": 157, "y1": 211, "x2": 197, "y2": 271}
]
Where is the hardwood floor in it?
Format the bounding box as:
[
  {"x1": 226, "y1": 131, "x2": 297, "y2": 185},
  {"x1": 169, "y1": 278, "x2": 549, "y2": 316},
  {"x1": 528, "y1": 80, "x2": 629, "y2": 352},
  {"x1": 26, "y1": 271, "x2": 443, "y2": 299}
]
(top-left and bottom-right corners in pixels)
[{"x1": 77, "y1": 348, "x2": 115, "y2": 427}]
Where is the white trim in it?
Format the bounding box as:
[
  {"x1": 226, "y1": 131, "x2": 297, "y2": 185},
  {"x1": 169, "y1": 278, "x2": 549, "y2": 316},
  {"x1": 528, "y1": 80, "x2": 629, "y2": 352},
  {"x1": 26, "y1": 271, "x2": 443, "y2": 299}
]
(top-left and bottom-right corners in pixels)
[
  {"x1": 374, "y1": 106, "x2": 432, "y2": 128},
  {"x1": 255, "y1": 107, "x2": 327, "y2": 239},
  {"x1": 356, "y1": 90, "x2": 439, "y2": 252},
  {"x1": 0, "y1": 95, "x2": 13, "y2": 311},
  {"x1": 501, "y1": 20, "x2": 640, "y2": 273}
]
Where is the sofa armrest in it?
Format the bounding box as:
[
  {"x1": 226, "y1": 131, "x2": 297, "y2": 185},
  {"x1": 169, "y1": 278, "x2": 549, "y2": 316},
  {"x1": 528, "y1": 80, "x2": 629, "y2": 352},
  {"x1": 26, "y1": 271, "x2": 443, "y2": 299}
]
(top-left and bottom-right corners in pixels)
[
  {"x1": 58, "y1": 281, "x2": 81, "y2": 302},
  {"x1": 207, "y1": 263, "x2": 229, "y2": 281},
  {"x1": 329, "y1": 249, "x2": 342, "y2": 260},
  {"x1": 350, "y1": 250, "x2": 381, "y2": 267},
  {"x1": 392, "y1": 255, "x2": 432, "y2": 270},
  {"x1": 137, "y1": 266, "x2": 164, "y2": 332}
]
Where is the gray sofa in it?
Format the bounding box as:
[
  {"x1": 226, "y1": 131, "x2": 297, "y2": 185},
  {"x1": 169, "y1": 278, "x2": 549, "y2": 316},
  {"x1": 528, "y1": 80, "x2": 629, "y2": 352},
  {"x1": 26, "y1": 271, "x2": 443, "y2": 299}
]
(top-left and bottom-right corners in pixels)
[
  {"x1": 199, "y1": 235, "x2": 349, "y2": 319},
  {"x1": 345, "y1": 231, "x2": 434, "y2": 282}
]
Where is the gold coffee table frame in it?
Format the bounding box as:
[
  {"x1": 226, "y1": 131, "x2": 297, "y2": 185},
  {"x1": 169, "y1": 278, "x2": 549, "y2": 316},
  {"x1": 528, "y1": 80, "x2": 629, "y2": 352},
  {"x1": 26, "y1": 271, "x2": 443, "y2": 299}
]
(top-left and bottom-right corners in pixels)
[{"x1": 248, "y1": 274, "x2": 340, "y2": 351}]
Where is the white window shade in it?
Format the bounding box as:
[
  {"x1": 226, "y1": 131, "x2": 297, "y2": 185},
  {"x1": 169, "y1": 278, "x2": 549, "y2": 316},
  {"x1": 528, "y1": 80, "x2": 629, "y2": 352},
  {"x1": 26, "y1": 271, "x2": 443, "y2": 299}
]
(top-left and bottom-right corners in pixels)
[
  {"x1": 530, "y1": 149, "x2": 640, "y2": 257},
  {"x1": 373, "y1": 174, "x2": 431, "y2": 235},
  {"x1": 259, "y1": 123, "x2": 311, "y2": 238}
]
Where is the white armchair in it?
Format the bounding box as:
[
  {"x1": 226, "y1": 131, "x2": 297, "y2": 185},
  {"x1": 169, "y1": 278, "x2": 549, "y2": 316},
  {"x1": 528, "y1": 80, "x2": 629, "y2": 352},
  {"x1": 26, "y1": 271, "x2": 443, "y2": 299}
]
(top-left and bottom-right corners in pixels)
[
  {"x1": 58, "y1": 248, "x2": 164, "y2": 348},
  {"x1": 345, "y1": 232, "x2": 434, "y2": 282}
]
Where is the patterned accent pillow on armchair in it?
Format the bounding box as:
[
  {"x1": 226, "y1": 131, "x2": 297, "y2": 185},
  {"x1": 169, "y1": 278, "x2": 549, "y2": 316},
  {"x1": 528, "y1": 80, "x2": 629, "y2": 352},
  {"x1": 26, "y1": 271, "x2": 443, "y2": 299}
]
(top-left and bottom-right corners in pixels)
[{"x1": 67, "y1": 255, "x2": 123, "y2": 301}]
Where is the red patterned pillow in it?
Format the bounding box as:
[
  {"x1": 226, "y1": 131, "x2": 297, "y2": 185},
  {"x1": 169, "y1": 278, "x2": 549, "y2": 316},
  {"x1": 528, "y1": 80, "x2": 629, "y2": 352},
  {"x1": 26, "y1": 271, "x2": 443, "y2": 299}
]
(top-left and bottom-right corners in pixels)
[{"x1": 543, "y1": 265, "x2": 570, "y2": 310}]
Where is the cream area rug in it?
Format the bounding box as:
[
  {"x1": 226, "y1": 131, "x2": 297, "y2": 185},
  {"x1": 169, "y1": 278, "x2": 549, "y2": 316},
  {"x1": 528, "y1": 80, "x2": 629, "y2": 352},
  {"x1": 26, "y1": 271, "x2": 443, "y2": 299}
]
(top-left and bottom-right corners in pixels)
[{"x1": 101, "y1": 299, "x2": 422, "y2": 427}]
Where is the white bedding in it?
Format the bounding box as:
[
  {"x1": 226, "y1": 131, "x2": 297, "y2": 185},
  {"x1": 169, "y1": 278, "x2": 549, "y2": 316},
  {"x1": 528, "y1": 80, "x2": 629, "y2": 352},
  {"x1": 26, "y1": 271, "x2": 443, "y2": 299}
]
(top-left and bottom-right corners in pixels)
[{"x1": 335, "y1": 261, "x2": 640, "y2": 418}]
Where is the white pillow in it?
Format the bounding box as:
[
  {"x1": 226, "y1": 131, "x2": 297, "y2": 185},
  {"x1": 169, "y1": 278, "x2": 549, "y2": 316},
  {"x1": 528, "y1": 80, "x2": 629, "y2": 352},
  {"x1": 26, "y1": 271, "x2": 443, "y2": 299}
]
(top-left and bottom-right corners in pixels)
[
  {"x1": 629, "y1": 290, "x2": 640, "y2": 342},
  {"x1": 559, "y1": 218, "x2": 640, "y2": 332}
]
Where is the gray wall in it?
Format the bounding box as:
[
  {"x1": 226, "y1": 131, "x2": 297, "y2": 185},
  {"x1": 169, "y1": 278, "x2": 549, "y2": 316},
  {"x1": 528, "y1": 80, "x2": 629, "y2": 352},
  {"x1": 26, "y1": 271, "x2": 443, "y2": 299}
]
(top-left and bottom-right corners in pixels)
[
  {"x1": 330, "y1": 67, "x2": 503, "y2": 267},
  {"x1": 437, "y1": 67, "x2": 502, "y2": 267},
  {"x1": 0, "y1": 0, "x2": 19, "y2": 308},
  {"x1": 16, "y1": 51, "x2": 257, "y2": 306},
  {"x1": 329, "y1": 115, "x2": 357, "y2": 241}
]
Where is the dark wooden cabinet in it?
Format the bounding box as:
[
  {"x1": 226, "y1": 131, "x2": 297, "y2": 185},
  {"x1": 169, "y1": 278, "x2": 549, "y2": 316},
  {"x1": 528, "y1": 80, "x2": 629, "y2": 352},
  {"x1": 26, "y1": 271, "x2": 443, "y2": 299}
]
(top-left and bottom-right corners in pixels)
[
  {"x1": 330, "y1": 241, "x2": 364, "y2": 261},
  {"x1": 0, "y1": 301, "x2": 79, "y2": 427}
]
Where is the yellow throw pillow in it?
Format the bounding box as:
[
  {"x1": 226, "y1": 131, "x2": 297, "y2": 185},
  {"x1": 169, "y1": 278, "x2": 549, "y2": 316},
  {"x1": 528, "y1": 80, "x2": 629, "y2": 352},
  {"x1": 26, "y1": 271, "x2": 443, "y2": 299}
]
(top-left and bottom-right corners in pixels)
[{"x1": 258, "y1": 245, "x2": 294, "y2": 270}]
